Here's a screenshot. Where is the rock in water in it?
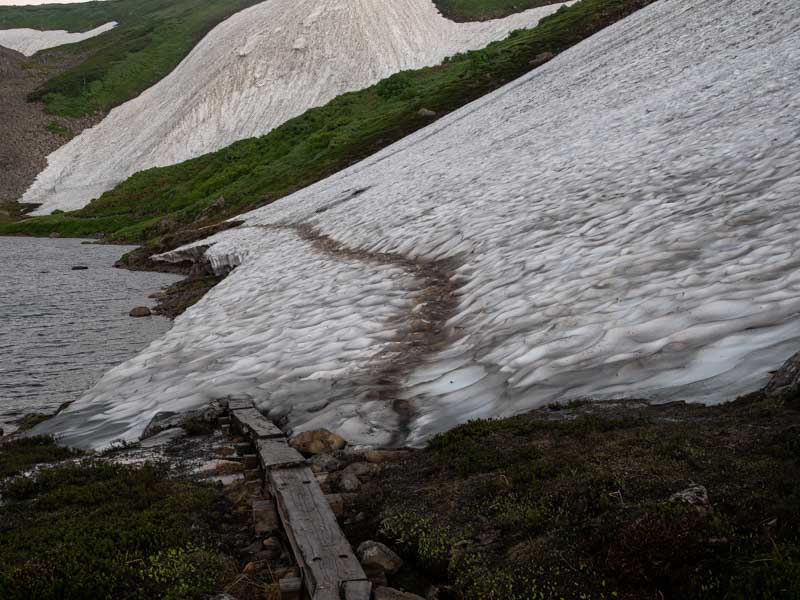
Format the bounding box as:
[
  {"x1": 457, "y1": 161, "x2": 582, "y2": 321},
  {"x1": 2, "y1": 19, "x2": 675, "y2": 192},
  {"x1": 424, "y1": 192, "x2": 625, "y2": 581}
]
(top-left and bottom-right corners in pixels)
[
  {"x1": 129, "y1": 306, "x2": 152, "y2": 318},
  {"x1": 288, "y1": 429, "x2": 346, "y2": 455},
  {"x1": 71, "y1": 265, "x2": 88, "y2": 270}
]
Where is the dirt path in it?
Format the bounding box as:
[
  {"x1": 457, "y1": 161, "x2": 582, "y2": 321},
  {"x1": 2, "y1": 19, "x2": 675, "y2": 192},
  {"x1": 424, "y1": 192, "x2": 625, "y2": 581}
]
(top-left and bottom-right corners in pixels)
[{"x1": 250, "y1": 223, "x2": 462, "y2": 443}]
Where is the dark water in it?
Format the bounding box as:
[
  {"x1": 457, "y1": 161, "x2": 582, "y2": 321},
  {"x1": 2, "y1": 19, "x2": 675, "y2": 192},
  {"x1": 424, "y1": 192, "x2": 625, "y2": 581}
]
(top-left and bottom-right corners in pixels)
[{"x1": 0, "y1": 237, "x2": 181, "y2": 434}]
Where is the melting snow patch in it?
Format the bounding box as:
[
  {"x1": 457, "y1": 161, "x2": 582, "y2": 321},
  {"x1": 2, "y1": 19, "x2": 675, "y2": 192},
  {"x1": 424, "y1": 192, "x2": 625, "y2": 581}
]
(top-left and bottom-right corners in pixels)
[
  {"x1": 0, "y1": 21, "x2": 116, "y2": 56},
  {"x1": 23, "y1": 0, "x2": 570, "y2": 214}
]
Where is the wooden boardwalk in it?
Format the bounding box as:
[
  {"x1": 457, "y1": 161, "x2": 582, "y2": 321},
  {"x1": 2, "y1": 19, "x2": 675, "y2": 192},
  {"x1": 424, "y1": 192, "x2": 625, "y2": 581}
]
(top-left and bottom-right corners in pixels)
[{"x1": 223, "y1": 398, "x2": 371, "y2": 600}]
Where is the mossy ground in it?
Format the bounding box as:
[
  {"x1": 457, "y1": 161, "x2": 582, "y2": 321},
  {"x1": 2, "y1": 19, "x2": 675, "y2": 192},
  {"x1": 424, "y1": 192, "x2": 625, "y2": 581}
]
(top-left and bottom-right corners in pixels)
[
  {"x1": 0, "y1": 437, "x2": 243, "y2": 600},
  {"x1": 348, "y1": 389, "x2": 800, "y2": 599},
  {"x1": 0, "y1": 0, "x2": 654, "y2": 249}
]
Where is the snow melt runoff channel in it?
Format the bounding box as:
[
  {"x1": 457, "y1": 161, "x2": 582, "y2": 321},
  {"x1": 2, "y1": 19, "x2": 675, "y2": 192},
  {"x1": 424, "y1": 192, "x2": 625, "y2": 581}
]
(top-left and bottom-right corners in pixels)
[{"x1": 36, "y1": 0, "x2": 800, "y2": 449}]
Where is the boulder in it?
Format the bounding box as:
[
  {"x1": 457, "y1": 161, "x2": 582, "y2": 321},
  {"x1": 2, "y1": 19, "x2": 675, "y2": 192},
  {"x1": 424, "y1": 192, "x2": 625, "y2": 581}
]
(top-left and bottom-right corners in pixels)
[
  {"x1": 670, "y1": 484, "x2": 710, "y2": 508},
  {"x1": 529, "y1": 51, "x2": 556, "y2": 66},
  {"x1": 356, "y1": 541, "x2": 403, "y2": 575},
  {"x1": 71, "y1": 265, "x2": 88, "y2": 270},
  {"x1": 338, "y1": 471, "x2": 362, "y2": 492},
  {"x1": 309, "y1": 453, "x2": 343, "y2": 473},
  {"x1": 374, "y1": 587, "x2": 425, "y2": 600},
  {"x1": 765, "y1": 351, "x2": 800, "y2": 393},
  {"x1": 129, "y1": 306, "x2": 152, "y2": 317},
  {"x1": 341, "y1": 461, "x2": 380, "y2": 479},
  {"x1": 417, "y1": 107, "x2": 436, "y2": 118},
  {"x1": 288, "y1": 429, "x2": 346, "y2": 455}
]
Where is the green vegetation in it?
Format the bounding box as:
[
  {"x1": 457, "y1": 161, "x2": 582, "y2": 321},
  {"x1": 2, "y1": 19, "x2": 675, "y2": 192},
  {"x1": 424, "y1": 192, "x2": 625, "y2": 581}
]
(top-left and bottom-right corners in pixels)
[
  {"x1": 435, "y1": 0, "x2": 566, "y2": 22},
  {"x1": 353, "y1": 388, "x2": 800, "y2": 599},
  {"x1": 0, "y1": 0, "x2": 653, "y2": 245},
  {"x1": 0, "y1": 436, "x2": 81, "y2": 479},
  {"x1": 0, "y1": 201, "x2": 37, "y2": 227},
  {"x1": 0, "y1": 457, "x2": 233, "y2": 599},
  {"x1": 45, "y1": 121, "x2": 73, "y2": 138},
  {"x1": 0, "y1": 0, "x2": 265, "y2": 117}
]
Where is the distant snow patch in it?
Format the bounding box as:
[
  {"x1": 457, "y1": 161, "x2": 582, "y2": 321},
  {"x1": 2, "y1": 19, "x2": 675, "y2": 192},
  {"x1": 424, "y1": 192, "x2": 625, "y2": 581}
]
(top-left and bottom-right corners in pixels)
[{"x1": 0, "y1": 21, "x2": 116, "y2": 56}]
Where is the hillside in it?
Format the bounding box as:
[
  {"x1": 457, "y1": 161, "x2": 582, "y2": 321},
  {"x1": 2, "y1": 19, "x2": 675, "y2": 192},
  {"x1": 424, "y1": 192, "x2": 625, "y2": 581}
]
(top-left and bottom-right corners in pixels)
[
  {"x1": 1, "y1": 0, "x2": 645, "y2": 241},
  {"x1": 33, "y1": 0, "x2": 800, "y2": 452},
  {"x1": 0, "y1": 0, "x2": 267, "y2": 117},
  {"x1": 17, "y1": 0, "x2": 568, "y2": 216}
]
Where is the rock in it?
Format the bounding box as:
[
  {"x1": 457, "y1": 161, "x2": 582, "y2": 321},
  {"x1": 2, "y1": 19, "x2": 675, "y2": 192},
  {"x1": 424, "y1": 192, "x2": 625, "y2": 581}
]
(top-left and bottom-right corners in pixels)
[
  {"x1": 338, "y1": 471, "x2": 361, "y2": 492},
  {"x1": 309, "y1": 453, "x2": 343, "y2": 473},
  {"x1": 374, "y1": 587, "x2": 425, "y2": 600},
  {"x1": 288, "y1": 429, "x2": 346, "y2": 455},
  {"x1": 49, "y1": 232, "x2": 60, "y2": 238},
  {"x1": 670, "y1": 484, "x2": 709, "y2": 507},
  {"x1": 765, "y1": 351, "x2": 800, "y2": 393},
  {"x1": 259, "y1": 536, "x2": 282, "y2": 560},
  {"x1": 71, "y1": 265, "x2": 88, "y2": 270},
  {"x1": 341, "y1": 461, "x2": 380, "y2": 479},
  {"x1": 129, "y1": 306, "x2": 152, "y2": 317},
  {"x1": 357, "y1": 541, "x2": 403, "y2": 575},
  {"x1": 141, "y1": 410, "x2": 181, "y2": 438},
  {"x1": 417, "y1": 107, "x2": 436, "y2": 118},
  {"x1": 239, "y1": 540, "x2": 263, "y2": 556},
  {"x1": 529, "y1": 51, "x2": 556, "y2": 66}
]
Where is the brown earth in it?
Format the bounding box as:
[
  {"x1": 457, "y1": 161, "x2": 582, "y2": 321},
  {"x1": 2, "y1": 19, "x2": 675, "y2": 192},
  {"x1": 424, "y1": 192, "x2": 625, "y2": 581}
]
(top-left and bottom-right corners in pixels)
[{"x1": 0, "y1": 45, "x2": 102, "y2": 205}]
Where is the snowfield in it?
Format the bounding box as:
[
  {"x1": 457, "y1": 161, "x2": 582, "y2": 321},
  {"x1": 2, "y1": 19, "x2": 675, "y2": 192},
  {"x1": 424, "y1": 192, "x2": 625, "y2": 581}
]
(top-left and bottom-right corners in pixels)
[
  {"x1": 22, "y1": 0, "x2": 569, "y2": 215},
  {"x1": 0, "y1": 21, "x2": 116, "y2": 56},
  {"x1": 38, "y1": 0, "x2": 800, "y2": 449}
]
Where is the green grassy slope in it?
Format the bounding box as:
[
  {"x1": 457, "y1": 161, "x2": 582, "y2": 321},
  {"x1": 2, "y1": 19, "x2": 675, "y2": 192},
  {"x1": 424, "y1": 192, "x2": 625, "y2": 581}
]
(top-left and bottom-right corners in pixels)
[
  {"x1": 1, "y1": 0, "x2": 652, "y2": 243},
  {"x1": 435, "y1": 0, "x2": 567, "y2": 21},
  {"x1": 0, "y1": 0, "x2": 264, "y2": 117}
]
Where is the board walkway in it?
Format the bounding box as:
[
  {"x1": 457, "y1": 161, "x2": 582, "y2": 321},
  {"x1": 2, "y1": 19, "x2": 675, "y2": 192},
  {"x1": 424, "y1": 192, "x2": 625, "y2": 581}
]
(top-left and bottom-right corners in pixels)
[{"x1": 223, "y1": 397, "x2": 371, "y2": 600}]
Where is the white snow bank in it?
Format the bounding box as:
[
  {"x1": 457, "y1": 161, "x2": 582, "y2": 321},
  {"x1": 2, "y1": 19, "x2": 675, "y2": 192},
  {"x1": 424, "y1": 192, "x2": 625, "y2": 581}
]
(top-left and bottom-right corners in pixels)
[
  {"x1": 40, "y1": 0, "x2": 800, "y2": 449},
  {"x1": 36, "y1": 230, "x2": 418, "y2": 449},
  {"x1": 23, "y1": 0, "x2": 569, "y2": 214},
  {"x1": 0, "y1": 21, "x2": 116, "y2": 56}
]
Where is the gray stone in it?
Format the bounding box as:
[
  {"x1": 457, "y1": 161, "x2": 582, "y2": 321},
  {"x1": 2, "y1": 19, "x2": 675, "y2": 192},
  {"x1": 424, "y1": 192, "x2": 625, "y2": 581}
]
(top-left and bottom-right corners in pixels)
[
  {"x1": 309, "y1": 453, "x2": 343, "y2": 473},
  {"x1": 129, "y1": 306, "x2": 152, "y2": 317},
  {"x1": 341, "y1": 461, "x2": 380, "y2": 479},
  {"x1": 339, "y1": 471, "x2": 361, "y2": 492},
  {"x1": 417, "y1": 108, "x2": 436, "y2": 118},
  {"x1": 670, "y1": 484, "x2": 709, "y2": 507},
  {"x1": 357, "y1": 540, "x2": 403, "y2": 575}
]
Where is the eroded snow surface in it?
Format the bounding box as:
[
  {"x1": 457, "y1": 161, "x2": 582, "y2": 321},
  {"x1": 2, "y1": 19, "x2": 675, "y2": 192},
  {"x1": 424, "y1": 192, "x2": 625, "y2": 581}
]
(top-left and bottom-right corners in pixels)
[
  {"x1": 38, "y1": 0, "x2": 800, "y2": 449},
  {"x1": 23, "y1": 0, "x2": 569, "y2": 214},
  {"x1": 0, "y1": 21, "x2": 116, "y2": 56}
]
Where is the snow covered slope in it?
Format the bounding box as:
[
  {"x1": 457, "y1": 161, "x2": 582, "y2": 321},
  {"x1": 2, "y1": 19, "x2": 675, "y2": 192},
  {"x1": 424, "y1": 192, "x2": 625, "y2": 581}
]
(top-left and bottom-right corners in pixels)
[
  {"x1": 22, "y1": 0, "x2": 568, "y2": 214},
  {"x1": 38, "y1": 0, "x2": 800, "y2": 449},
  {"x1": 0, "y1": 21, "x2": 115, "y2": 56}
]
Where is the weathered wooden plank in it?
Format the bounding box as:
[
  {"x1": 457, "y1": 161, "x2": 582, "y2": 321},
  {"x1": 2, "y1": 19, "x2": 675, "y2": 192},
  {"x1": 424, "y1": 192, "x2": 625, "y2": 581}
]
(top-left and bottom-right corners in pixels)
[
  {"x1": 232, "y1": 407, "x2": 285, "y2": 439},
  {"x1": 227, "y1": 397, "x2": 255, "y2": 411},
  {"x1": 270, "y1": 466, "x2": 369, "y2": 600},
  {"x1": 258, "y1": 438, "x2": 306, "y2": 471}
]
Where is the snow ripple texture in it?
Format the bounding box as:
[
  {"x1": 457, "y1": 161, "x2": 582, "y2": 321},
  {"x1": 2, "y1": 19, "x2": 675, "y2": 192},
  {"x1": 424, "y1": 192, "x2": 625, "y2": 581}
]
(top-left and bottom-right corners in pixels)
[
  {"x1": 0, "y1": 21, "x2": 116, "y2": 56},
  {"x1": 42, "y1": 0, "x2": 800, "y2": 448},
  {"x1": 35, "y1": 230, "x2": 417, "y2": 448},
  {"x1": 22, "y1": 0, "x2": 568, "y2": 214}
]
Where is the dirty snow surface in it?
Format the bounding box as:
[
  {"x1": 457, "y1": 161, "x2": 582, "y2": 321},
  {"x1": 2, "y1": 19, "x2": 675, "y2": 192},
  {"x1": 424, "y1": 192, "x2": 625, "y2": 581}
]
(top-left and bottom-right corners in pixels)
[
  {"x1": 0, "y1": 21, "x2": 115, "y2": 56},
  {"x1": 23, "y1": 0, "x2": 568, "y2": 214},
  {"x1": 38, "y1": 0, "x2": 800, "y2": 449}
]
